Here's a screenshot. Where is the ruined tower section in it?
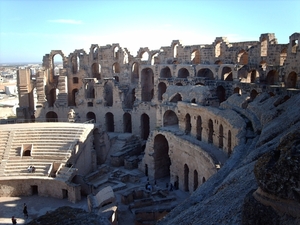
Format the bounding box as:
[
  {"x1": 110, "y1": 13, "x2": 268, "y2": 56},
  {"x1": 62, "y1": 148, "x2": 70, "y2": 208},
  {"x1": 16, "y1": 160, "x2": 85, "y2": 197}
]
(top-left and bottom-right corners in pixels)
[{"x1": 16, "y1": 69, "x2": 35, "y2": 121}]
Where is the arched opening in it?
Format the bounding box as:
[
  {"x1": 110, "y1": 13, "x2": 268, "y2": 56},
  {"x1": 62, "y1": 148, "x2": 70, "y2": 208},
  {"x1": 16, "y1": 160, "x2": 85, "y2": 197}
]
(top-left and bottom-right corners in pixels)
[
  {"x1": 71, "y1": 55, "x2": 78, "y2": 74},
  {"x1": 280, "y1": 48, "x2": 287, "y2": 65},
  {"x1": 46, "y1": 111, "x2": 58, "y2": 122},
  {"x1": 170, "y1": 93, "x2": 182, "y2": 103},
  {"x1": 141, "y1": 51, "x2": 149, "y2": 61},
  {"x1": 105, "y1": 112, "x2": 114, "y2": 132},
  {"x1": 173, "y1": 43, "x2": 178, "y2": 58},
  {"x1": 131, "y1": 62, "x2": 139, "y2": 84},
  {"x1": 250, "y1": 89, "x2": 258, "y2": 100},
  {"x1": 228, "y1": 130, "x2": 232, "y2": 156},
  {"x1": 85, "y1": 83, "x2": 95, "y2": 99},
  {"x1": 233, "y1": 87, "x2": 241, "y2": 95},
  {"x1": 160, "y1": 67, "x2": 172, "y2": 78},
  {"x1": 141, "y1": 68, "x2": 154, "y2": 101},
  {"x1": 178, "y1": 68, "x2": 189, "y2": 78},
  {"x1": 193, "y1": 170, "x2": 198, "y2": 191},
  {"x1": 123, "y1": 113, "x2": 132, "y2": 133},
  {"x1": 86, "y1": 112, "x2": 96, "y2": 123},
  {"x1": 124, "y1": 88, "x2": 136, "y2": 109},
  {"x1": 250, "y1": 70, "x2": 259, "y2": 83},
  {"x1": 151, "y1": 53, "x2": 158, "y2": 65},
  {"x1": 154, "y1": 134, "x2": 171, "y2": 179},
  {"x1": 261, "y1": 38, "x2": 267, "y2": 57},
  {"x1": 91, "y1": 63, "x2": 101, "y2": 80},
  {"x1": 184, "y1": 164, "x2": 189, "y2": 192},
  {"x1": 216, "y1": 85, "x2": 226, "y2": 103},
  {"x1": 52, "y1": 54, "x2": 63, "y2": 77},
  {"x1": 104, "y1": 82, "x2": 113, "y2": 106},
  {"x1": 70, "y1": 88, "x2": 78, "y2": 106},
  {"x1": 196, "y1": 116, "x2": 202, "y2": 141},
  {"x1": 238, "y1": 50, "x2": 248, "y2": 65},
  {"x1": 93, "y1": 47, "x2": 98, "y2": 60},
  {"x1": 114, "y1": 46, "x2": 119, "y2": 59},
  {"x1": 185, "y1": 114, "x2": 191, "y2": 134},
  {"x1": 292, "y1": 39, "x2": 298, "y2": 54},
  {"x1": 113, "y1": 62, "x2": 120, "y2": 73},
  {"x1": 141, "y1": 113, "x2": 150, "y2": 140},
  {"x1": 222, "y1": 67, "x2": 233, "y2": 81},
  {"x1": 163, "y1": 110, "x2": 178, "y2": 127},
  {"x1": 208, "y1": 119, "x2": 214, "y2": 144},
  {"x1": 158, "y1": 82, "x2": 167, "y2": 101},
  {"x1": 48, "y1": 88, "x2": 56, "y2": 107},
  {"x1": 197, "y1": 68, "x2": 214, "y2": 80},
  {"x1": 215, "y1": 41, "x2": 221, "y2": 57},
  {"x1": 219, "y1": 124, "x2": 223, "y2": 148},
  {"x1": 286, "y1": 71, "x2": 297, "y2": 88},
  {"x1": 191, "y1": 49, "x2": 200, "y2": 64},
  {"x1": 266, "y1": 70, "x2": 279, "y2": 85},
  {"x1": 238, "y1": 66, "x2": 249, "y2": 83}
]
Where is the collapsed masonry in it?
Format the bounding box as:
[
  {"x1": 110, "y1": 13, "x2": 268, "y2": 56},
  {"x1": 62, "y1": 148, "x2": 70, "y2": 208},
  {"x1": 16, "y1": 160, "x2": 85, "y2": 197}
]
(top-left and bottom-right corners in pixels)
[{"x1": 6, "y1": 32, "x2": 300, "y2": 223}]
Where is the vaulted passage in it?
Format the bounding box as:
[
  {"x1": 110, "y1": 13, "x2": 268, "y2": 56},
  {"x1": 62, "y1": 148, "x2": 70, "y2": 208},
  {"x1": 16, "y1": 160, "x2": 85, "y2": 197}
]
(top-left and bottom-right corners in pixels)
[
  {"x1": 91, "y1": 63, "x2": 101, "y2": 80},
  {"x1": 196, "y1": 116, "x2": 202, "y2": 141},
  {"x1": 160, "y1": 67, "x2": 172, "y2": 78},
  {"x1": 69, "y1": 88, "x2": 78, "y2": 106},
  {"x1": 123, "y1": 113, "x2": 132, "y2": 133},
  {"x1": 208, "y1": 119, "x2": 214, "y2": 144},
  {"x1": 170, "y1": 93, "x2": 182, "y2": 103},
  {"x1": 185, "y1": 114, "x2": 191, "y2": 134},
  {"x1": 197, "y1": 68, "x2": 214, "y2": 80},
  {"x1": 153, "y1": 134, "x2": 170, "y2": 179},
  {"x1": 163, "y1": 110, "x2": 178, "y2": 127},
  {"x1": 48, "y1": 88, "x2": 56, "y2": 107},
  {"x1": 286, "y1": 71, "x2": 297, "y2": 88},
  {"x1": 184, "y1": 164, "x2": 189, "y2": 192},
  {"x1": 266, "y1": 70, "x2": 279, "y2": 85},
  {"x1": 141, "y1": 68, "x2": 154, "y2": 101},
  {"x1": 141, "y1": 113, "x2": 150, "y2": 140},
  {"x1": 158, "y1": 82, "x2": 167, "y2": 101},
  {"x1": 86, "y1": 112, "x2": 96, "y2": 123},
  {"x1": 105, "y1": 112, "x2": 114, "y2": 132},
  {"x1": 194, "y1": 170, "x2": 199, "y2": 191},
  {"x1": 222, "y1": 67, "x2": 233, "y2": 81},
  {"x1": 104, "y1": 82, "x2": 113, "y2": 106},
  {"x1": 219, "y1": 124, "x2": 223, "y2": 148},
  {"x1": 178, "y1": 68, "x2": 189, "y2": 78},
  {"x1": 46, "y1": 111, "x2": 58, "y2": 122}
]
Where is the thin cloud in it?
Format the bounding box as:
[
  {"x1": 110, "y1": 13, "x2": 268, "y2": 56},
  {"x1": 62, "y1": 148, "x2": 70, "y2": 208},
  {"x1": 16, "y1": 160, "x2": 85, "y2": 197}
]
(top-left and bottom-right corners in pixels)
[{"x1": 47, "y1": 19, "x2": 83, "y2": 25}]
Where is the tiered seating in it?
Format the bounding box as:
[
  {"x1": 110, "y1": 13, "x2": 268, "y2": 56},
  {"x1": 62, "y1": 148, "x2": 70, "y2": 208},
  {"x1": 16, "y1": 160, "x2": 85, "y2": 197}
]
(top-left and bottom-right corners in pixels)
[
  {"x1": 0, "y1": 131, "x2": 10, "y2": 161},
  {"x1": 0, "y1": 122, "x2": 94, "y2": 178}
]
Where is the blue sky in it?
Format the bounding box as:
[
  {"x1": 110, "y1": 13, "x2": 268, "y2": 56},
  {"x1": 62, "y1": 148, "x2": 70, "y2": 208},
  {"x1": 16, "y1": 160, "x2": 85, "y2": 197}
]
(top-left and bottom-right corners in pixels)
[{"x1": 0, "y1": 0, "x2": 299, "y2": 63}]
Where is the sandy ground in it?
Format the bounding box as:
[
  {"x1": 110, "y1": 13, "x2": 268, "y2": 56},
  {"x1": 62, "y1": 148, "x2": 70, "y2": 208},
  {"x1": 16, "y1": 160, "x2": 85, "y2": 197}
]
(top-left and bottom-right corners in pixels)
[{"x1": 0, "y1": 195, "x2": 88, "y2": 225}]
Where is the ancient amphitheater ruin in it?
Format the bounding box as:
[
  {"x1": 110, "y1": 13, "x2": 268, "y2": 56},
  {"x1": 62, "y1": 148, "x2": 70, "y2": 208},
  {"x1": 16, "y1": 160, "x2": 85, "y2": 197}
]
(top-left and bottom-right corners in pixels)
[{"x1": 1, "y1": 32, "x2": 300, "y2": 224}]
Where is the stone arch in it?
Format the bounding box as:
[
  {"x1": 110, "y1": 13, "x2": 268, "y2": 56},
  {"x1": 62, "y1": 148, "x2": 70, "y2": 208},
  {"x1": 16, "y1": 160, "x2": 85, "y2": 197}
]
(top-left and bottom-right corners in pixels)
[
  {"x1": 113, "y1": 62, "x2": 120, "y2": 73},
  {"x1": 191, "y1": 49, "x2": 200, "y2": 64},
  {"x1": 193, "y1": 170, "x2": 199, "y2": 191},
  {"x1": 286, "y1": 71, "x2": 297, "y2": 88},
  {"x1": 208, "y1": 119, "x2": 214, "y2": 144},
  {"x1": 184, "y1": 164, "x2": 189, "y2": 192},
  {"x1": 92, "y1": 46, "x2": 98, "y2": 60},
  {"x1": 104, "y1": 82, "x2": 113, "y2": 106},
  {"x1": 163, "y1": 110, "x2": 178, "y2": 127},
  {"x1": 141, "y1": 113, "x2": 150, "y2": 140},
  {"x1": 46, "y1": 111, "x2": 58, "y2": 122},
  {"x1": 105, "y1": 112, "x2": 114, "y2": 132},
  {"x1": 113, "y1": 46, "x2": 119, "y2": 59},
  {"x1": 280, "y1": 48, "x2": 287, "y2": 65},
  {"x1": 266, "y1": 70, "x2": 279, "y2": 85},
  {"x1": 221, "y1": 66, "x2": 233, "y2": 81},
  {"x1": 173, "y1": 43, "x2": 179, "y2": 58},
  {"x1": 228, "y1": 130, "x2": 232, "y2": 156},
  {"x1": 196, "y1": 116, "x2": 202, "y2": 141},
  {"x1": 185, "y1": 113, "x2": 191, "y2": 134},
  {"x1": 71, "y1": 55, "x2": 79, "y2": 74},
  {"x1": 91, "y1": 63, "x2": 101, "y2": 80},
  {"x1": 178, "y1": 68, "x2": 189, "y2": 78},
  {"x1": 151, "y1": 53, "x2": 159, "y2": 65},
  {"x1": 170, "y1": 93, "x2": 182, "y2": 103},
  {"x1": 216, "y1": 85, "x2": 226, "y2": 103},
  {"x1": 238, "y1": 50, "x2": 248, "y2": 65},
  {"x1": 131, "y1": 62, "x2": 139, "y2": 84},
  {"x1": 249, "y1": 70, "x2": 259, "y2": 83},
  {"x1": 123, "y1": 113, "x2": 132, "y2": 133},
  {"x1": 70, "y1": 88, "x2": 78, "y2": 106},
  {"x1": 48, "y1": 88, "x2": 57, "y2": 107},
  {"x1": 196, "y1": 68, "x2": 214, "y2": 80},
  {"x1": 52, "y1": 54, "x2": 63, "y2": 77},
  {"x1": 141, "y1": 51, "x2": 149, "y2": 61},
  {"x1": 160, "y1": 66, "x2": 172, "y2": 78},
  {"x1": 219, "y1": 124, "x2": 223, "y2": 148},
  {"x1": 86, "y1": 112, "x2": 96, "y2": 123},
  {"x1": 250, "y1": 89, "x2": 258, "y2": 100},
  {"x1": 158, "y1": 82, "x2": 167, "y2": 101},
  {"x1": 85, "y1": 83, "x2": 95, "y2": 99},
  {"x1": 234, "y1": 87, "x2": 242, "y2": 95},
  {"x1": 141, "y1": 68, "x2": 154, "y2": 101},
  {"x1": 153, "y1": 134, "x2": 171, "y2": 179}
]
